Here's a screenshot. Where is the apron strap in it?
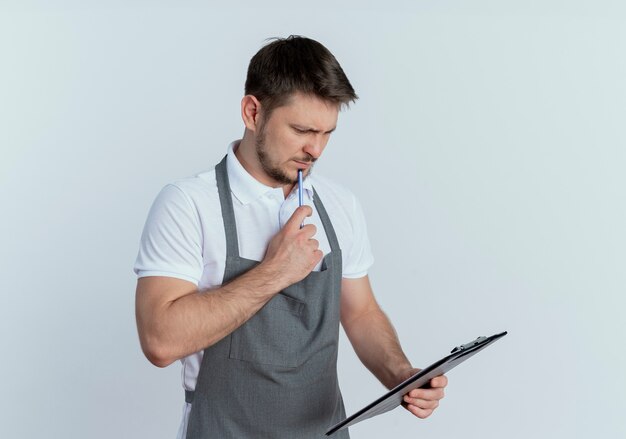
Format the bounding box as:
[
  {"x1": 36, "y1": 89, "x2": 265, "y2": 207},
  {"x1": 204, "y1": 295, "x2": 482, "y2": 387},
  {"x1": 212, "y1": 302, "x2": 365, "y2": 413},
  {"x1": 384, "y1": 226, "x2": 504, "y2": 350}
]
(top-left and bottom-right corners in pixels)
[
  {"x1": 215, "y1": 155, "x2": 240, "y2": 259},
  {"x1": 312, "y1": 188, "x2": 340, "y2": 254}
]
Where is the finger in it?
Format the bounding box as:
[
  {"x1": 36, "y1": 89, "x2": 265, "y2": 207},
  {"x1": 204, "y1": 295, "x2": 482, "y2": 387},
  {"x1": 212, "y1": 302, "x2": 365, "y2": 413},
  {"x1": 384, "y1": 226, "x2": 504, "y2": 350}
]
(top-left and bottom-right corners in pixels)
[
  {"x1": 312, "y1": 249, "x2": 323, "y2": 264},
  {"x1": 307, "y1": 239, "x2": 320, "y2": 251},
  {"x1": 403, "y1": 396, "x2": 440, "y2": 410},
  {"x1": 407, "y1": 387, "x2": 445, "y2": 400},
  {"x1": 284, "y1": 206, "x2": 313, "y2": 231},
  {"x1": 300, "y1": 223, "x2": 317, "y2": 239},
  {"x1": 404, "y1": 403, "x2": 434, "y2": 419},
  {"x1": 430, "y1": 375, "x2": 448, "y2": 388}
]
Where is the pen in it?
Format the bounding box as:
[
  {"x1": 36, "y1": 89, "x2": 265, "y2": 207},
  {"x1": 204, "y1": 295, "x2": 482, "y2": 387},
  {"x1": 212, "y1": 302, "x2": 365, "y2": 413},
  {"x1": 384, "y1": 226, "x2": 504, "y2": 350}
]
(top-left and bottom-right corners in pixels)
[
  {"x1": 298, "y1": 169, "x2": 304, "y2": 228},
  {"x1": 298, "y1": 169, "x2": 303, "y2": 207}
]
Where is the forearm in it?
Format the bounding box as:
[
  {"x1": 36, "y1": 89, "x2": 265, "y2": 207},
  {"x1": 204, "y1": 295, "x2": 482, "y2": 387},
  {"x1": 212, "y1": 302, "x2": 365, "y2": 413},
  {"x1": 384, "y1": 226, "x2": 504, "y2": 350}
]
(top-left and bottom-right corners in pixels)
[
  {"x1": 343, "y1": 308, "x2": 412, "y2": 389},
  {"x1": 137, "y1": 262, "x2": 286, "y2": 367},
  {"x1": 137, "y1": 205, "x2": 321, "y2": 367}
]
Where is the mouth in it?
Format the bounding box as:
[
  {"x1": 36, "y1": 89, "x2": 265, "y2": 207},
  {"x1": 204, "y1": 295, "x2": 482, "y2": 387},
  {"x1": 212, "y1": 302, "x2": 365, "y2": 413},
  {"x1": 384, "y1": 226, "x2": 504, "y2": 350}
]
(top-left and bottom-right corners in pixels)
[{"x1": 294, "y1": 159, "x2": 313, "y2": 169}]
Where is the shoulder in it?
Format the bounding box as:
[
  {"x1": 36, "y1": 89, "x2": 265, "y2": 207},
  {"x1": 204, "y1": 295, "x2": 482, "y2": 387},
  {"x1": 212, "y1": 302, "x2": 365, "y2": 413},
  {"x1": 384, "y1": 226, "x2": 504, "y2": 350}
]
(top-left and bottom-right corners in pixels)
[
  {"x1": 170, "y1": 167, "x2": 218, "y2": 198},
  {"x1": 143, "y1": 167, "x2": 222, "y2": 234},
  {"x1": 158, "y1": 168, "x2": 219, "y2": 211}
]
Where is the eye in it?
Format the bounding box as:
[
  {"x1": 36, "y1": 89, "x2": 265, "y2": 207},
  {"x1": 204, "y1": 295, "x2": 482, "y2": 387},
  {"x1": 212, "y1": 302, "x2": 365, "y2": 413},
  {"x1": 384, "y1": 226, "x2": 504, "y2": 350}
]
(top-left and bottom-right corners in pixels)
[{"x1": 293, "y1": 127, "x2": 308, "y2": 135}]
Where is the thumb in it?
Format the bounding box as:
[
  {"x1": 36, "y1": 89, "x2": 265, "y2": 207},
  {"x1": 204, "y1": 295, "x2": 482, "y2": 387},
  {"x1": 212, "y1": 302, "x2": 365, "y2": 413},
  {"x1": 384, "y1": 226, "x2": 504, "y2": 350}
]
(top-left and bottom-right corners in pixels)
[{"x1": 284, "y1": 205, "x2": 313, "y2": 231}]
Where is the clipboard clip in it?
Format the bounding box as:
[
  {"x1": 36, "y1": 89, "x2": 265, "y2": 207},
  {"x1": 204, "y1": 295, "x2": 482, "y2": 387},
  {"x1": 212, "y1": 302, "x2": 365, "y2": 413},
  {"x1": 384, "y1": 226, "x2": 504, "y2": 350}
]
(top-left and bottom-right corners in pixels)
[{"x1": 450, "y1": 336, "x2": 487, "y2": 354}]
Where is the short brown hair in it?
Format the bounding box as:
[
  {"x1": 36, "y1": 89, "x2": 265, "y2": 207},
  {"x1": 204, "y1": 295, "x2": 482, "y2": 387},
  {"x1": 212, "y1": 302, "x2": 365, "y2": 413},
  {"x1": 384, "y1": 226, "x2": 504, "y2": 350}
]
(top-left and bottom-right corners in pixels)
[{"x1": 245, "y1": 36, "x2": 358, "y2": 119}]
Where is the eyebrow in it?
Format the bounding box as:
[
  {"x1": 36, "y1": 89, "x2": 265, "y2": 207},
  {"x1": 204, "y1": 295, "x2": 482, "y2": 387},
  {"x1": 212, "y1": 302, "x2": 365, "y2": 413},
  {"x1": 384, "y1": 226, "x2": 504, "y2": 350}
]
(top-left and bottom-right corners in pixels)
[{"x1": 291, "y1": 124, "x2": 336, "y2": 134}]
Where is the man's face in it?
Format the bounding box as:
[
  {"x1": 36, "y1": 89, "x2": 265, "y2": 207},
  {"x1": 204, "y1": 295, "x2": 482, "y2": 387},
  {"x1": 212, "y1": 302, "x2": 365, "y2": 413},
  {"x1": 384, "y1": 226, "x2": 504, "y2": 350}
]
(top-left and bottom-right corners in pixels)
[{"x1": 254, "y1": 93, "x2": 339, "y2": 185}]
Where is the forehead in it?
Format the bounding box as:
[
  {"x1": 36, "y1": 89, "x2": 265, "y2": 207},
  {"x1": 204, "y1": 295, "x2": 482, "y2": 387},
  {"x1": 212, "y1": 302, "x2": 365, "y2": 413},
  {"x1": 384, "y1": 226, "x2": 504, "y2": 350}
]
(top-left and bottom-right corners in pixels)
[{"x1": 269, "y1": 93, "x2": 339, "y2": 130}]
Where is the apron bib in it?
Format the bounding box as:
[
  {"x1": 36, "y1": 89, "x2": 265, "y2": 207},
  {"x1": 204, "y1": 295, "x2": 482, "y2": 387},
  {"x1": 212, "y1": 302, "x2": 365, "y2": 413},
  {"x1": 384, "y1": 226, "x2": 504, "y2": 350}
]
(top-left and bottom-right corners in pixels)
[{"x1": 185, "y1": 156, "x2": 349, "y2": 438}]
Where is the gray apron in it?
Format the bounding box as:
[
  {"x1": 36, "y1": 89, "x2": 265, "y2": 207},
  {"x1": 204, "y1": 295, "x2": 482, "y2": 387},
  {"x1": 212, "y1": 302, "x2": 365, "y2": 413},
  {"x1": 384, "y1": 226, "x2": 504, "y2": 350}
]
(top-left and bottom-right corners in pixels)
[{"x1": 185, "y1": 156, "x2": 349, "y2": 438}]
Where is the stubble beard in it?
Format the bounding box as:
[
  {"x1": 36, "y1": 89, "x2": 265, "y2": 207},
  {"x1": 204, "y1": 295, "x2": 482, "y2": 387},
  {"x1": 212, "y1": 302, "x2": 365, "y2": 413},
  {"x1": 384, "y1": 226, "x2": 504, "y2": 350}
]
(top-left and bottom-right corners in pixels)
[{"x1": 255, "y1": 128, "x2": 316, "y2": 185}]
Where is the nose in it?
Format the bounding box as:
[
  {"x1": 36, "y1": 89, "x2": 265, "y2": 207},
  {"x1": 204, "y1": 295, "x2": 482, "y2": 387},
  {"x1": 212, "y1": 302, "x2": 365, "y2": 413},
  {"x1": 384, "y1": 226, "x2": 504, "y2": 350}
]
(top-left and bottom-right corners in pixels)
[{"x1": 302, "y1": 135, "x2": 327, "y2": 160}]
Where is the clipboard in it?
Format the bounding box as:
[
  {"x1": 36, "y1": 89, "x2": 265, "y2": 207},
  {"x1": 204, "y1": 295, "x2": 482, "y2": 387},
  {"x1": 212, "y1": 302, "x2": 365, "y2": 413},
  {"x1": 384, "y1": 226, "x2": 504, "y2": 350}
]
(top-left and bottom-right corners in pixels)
[{"x1": 326, "y1": 331, "x2": 508, "y2": 436}]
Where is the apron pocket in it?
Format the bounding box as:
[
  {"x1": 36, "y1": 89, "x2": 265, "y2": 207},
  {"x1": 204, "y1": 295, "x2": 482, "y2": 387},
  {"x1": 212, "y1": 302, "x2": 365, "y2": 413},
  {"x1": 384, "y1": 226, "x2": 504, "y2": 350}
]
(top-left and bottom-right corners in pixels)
[{"x1": 229, "y1": 293, "x2": 307, "y2": 368}]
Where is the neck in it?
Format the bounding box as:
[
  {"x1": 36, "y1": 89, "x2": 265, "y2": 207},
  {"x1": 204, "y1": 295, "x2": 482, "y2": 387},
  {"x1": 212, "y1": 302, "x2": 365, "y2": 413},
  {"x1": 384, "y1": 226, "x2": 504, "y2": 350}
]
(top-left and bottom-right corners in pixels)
[{"x1": 235, "y1": 135, "x2": 296, "y2": 199}]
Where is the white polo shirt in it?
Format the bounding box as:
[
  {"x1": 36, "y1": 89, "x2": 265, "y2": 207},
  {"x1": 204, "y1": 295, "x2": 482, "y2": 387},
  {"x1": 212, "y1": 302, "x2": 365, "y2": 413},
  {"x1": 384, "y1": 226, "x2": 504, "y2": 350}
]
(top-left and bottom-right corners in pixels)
[{"x1": 134, "y1": 141, "x2": 374, "y2": 436}]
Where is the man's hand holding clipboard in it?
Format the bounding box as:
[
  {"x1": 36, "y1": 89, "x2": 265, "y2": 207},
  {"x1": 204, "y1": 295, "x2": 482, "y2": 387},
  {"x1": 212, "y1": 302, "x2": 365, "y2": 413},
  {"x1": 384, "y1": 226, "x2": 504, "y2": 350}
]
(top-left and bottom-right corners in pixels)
[
  {"x1": 397, "y1": 368, "x2": 448, "y2": 419},
  {"x1": 326, "y1": 331, "x2": 508, "y2": 436}
]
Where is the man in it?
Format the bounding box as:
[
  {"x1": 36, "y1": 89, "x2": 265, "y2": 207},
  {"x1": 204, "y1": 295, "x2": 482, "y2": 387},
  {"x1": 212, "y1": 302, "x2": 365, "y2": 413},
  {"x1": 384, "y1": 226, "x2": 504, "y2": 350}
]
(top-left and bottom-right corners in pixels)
[{"x1": 134, "y1": 36, "x2": 447, "y2": 438}]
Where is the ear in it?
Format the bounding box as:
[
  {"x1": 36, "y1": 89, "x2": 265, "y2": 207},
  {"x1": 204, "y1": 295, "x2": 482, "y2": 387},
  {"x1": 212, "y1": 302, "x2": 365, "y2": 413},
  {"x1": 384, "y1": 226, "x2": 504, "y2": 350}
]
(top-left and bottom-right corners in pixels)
[{"x1": 241, "y1": 95, "x2": 262, "y2": 132}]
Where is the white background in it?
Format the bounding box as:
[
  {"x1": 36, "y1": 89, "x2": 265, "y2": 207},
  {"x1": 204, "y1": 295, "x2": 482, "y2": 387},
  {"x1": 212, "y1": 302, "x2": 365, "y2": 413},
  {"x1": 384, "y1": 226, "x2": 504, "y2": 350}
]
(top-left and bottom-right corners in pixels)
[{"x1": 1, "y1": 1, "x2": 625, "y2": 438}]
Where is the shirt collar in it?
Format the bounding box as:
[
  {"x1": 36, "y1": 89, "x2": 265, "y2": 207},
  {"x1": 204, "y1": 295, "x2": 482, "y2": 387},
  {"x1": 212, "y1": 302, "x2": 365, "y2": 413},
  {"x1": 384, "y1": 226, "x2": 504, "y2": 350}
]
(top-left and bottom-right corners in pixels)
[{"x1": 226, "y1": 140, "x2": 314, "y2": 205}]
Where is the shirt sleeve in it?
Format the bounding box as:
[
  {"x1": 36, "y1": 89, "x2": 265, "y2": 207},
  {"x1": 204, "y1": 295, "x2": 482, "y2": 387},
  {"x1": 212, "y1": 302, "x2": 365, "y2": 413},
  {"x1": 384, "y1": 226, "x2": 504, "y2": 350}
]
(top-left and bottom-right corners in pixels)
[
  {"x1": 342, "y1": 194, "x2": 375, "y2": 279},
  {"x1": 133, "y1": 184, "x2": 203, "y2": 285}
]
